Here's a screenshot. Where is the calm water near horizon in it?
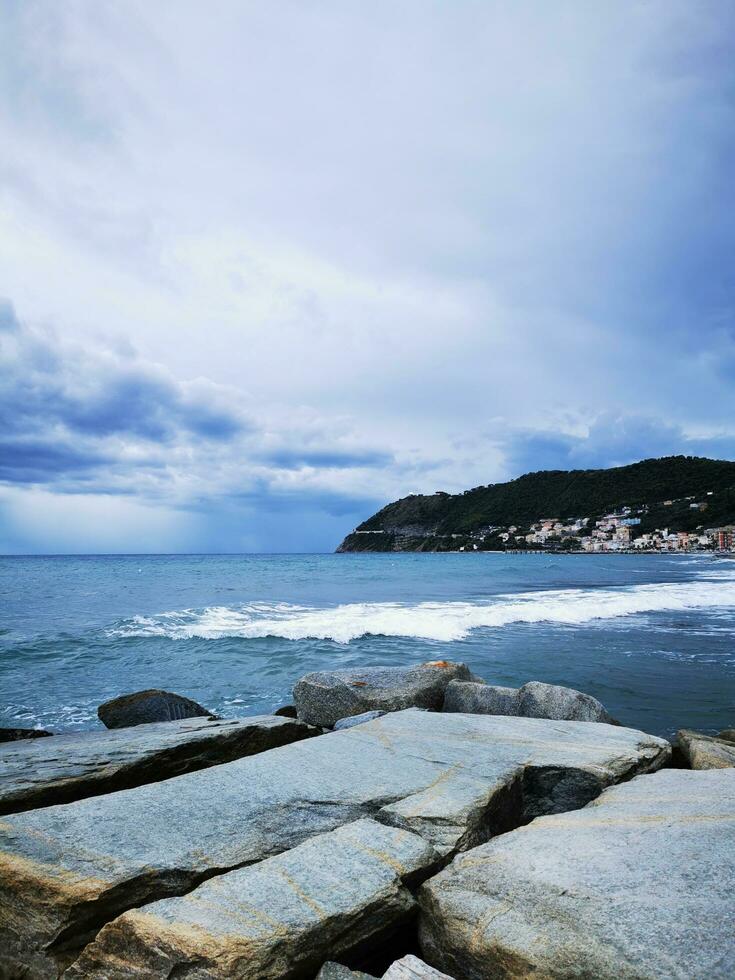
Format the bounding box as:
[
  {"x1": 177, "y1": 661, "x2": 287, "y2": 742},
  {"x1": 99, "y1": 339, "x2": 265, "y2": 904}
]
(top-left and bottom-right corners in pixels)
[{"x1": 1, "y1": 552, "x2": 734, "y2": 738}]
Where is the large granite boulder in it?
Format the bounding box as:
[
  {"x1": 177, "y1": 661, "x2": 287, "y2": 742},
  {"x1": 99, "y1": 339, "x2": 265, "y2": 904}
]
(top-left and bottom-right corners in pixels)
[
  {"x1": 443, "y1": 679, "x2": 617, "y2": 723},
  {"x1": 719, "y1": 728, "x2": 735, "y2": 742},
  {"x1": 294, "y1": 661, "x2": 472, "y2": 727},
  {"x1": 0, "y1": 715, "x2": 315, "y2": 816},
  {"x1": 678, "y1": 728, "x2": 735, "y2": 769},
  {"x1": 442, "y1": 682, "x2": 519, "y2": 716},
  {"x1": 66, "y1": 819, "x2": 441, "y2": 980},
  {"x1": 98, "y1": 688, "x2": 213, "y2": 728},
  {"x1": 0, "y1": 727, "x2": 52, "y2": 742},
  {"x1": 419, "y1": 768, "x2": 735, "y2": 980},
  {"x1": 0, "y1": 710, "x2": 668, "y2": 977},
  {"x1": 519, "y1": 680, "x2": 618, "y2": 723}
]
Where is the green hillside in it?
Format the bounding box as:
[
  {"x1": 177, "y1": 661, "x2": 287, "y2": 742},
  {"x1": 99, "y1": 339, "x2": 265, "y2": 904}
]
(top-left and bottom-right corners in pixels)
[{"x1": 337, "y1": 456, "x2": 735, "y2": 552}]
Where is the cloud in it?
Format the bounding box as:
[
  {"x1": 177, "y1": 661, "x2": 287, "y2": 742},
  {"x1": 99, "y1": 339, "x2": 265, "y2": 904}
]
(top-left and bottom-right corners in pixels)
[
  {"x1": 0, "y1": 2, "x2": 734, "y2": 550},
  {"x1": 0, "y1": 301, "x2": 252, "y2": 493},
  {"x1": 0, "y1": 300, "x2": 19, "y2": 332},
  {"x1": 0, "y1": 302, "x2": 399, "y2": 550},
  {"x1": 1, "y1": 302, "x2": 244, "y2": 446},
  {"x1": 498, "y1": 414, "x2": 735, "y2": 476},
  {"x1": 0, "y1": 485, "x2": 190, "y2": 555},
  {"x1": 259, "y1": 449, "x2": 394, "y2": 471},
  {"x1": 0, "y1": 439, "x2": 112, "y2": 484}
]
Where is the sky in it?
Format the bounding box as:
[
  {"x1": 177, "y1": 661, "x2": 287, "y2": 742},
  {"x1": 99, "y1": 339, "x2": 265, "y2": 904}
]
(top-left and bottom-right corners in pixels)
[{"x1": 1, "y1": 0, "x2": 735, "y2": 553}]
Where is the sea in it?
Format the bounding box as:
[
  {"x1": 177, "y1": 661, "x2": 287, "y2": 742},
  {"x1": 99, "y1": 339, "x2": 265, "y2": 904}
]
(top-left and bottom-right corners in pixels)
[{"x1": 1, "y1": 552, "x2": 734, "y2": 739}]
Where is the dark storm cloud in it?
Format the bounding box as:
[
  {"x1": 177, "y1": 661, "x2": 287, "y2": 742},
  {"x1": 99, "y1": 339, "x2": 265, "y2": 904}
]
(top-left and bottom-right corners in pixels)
[
  {"x1": 53, "y1": 373, "x2": 243, "y2": 442},
  {"x1": 0, "y1": 300, "x2": 245, "y2": 485},
  {"x1": 259, "y1": 448, "x2": 394, "y2": 470},
  {"x1": 232, "y1": 485, "x2": 383, "y2": 518},
  {"x1": 0, "y1": 300, "x2": 397, "y2": 533},
  {"x1": 0, "y1": 439, "x2": 112, "y2": 483}
]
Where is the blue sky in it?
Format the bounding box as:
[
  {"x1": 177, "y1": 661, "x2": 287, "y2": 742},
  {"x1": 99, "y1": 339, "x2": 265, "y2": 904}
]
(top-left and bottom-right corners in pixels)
[{"x1": 1, "y1": 0, "x2": 734, "y2": 553}]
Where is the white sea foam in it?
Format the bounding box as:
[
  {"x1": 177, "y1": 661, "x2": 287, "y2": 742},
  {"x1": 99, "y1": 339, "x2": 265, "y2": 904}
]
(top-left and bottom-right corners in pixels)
[{"x1": 109, "y1": 570, "x2": 735, "y2": 644}]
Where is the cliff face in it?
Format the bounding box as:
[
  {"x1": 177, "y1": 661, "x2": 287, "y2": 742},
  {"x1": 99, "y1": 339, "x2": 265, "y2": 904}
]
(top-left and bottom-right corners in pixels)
[
  {"x1": 336, "y1": 530, "x2": 441, "y2": 552},
  {"x1": 336, "y1": 455, "x2": 735, "y2": 552}
]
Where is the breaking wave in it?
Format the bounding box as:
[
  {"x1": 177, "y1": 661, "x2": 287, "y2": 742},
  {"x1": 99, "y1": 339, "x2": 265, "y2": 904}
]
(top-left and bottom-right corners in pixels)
[{"x1": 109, "y1": 572, "x2": 735, "y2": 644}]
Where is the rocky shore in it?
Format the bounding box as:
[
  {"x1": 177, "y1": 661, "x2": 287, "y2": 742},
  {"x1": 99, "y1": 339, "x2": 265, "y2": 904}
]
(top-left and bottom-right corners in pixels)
[{"x1": 1, "y1": 662, "x2": 733, "y2": 979}]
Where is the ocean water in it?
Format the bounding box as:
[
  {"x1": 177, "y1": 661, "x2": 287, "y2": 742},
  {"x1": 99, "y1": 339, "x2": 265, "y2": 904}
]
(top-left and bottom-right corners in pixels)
[{"x1": 1, "y1": 553, "x2": 734, "y2": 738}]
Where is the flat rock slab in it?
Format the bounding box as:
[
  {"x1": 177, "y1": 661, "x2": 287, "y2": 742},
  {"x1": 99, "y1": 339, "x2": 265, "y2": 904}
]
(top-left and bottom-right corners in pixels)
[
  {"x1": 0, "y1": 710, "x2": 668, "y2": 977},
  {"x1": 67, "y1": 819, "x2": 440, "y2": 980},
  {"x1": 0, "y1": 715, "x2": 316, "y2": 815},
  {"x1": 294, "y1": 661, "x2": 471, "y2": 727},
  {"x1": 419, "y1": 768, "x2": 735, "y2": 980},
  {"x1": 678, "y1": 728, "x2": 735, "y2": 769},
  {"x1": 444, "y1": 679, "x2": 617, "y2": 724}
]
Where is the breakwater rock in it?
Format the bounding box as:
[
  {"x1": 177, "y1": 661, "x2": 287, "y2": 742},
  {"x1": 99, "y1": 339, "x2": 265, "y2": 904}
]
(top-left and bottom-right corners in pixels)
[
  {"x1": 294, "y1": 661, "x2": 472, "y2": 727},
  {"x1": 0, "y1": 727, "x2": 53, "y2": 742},
  {"x1": 677, "y1": 727, "x2": 735, "y2": 769},
  {"x1": 443, "y1": 679, "x2": 617, "y2": 723},
  {"x1": 1, "y1": 662, "x2": 733, "y2": 979},
  {"x1": 419, "y1": 768, "x2": 735, "y2": 979},
  {"x1": 0, "y1": 714, "x2": 315, "y2": 815},
  {"x1": 316, "y1": 955, "x2": 451, "y2": 979},
  {"x1": 0, "y1": 708, "x2": 667, "y2": 978},
  {"x1": 98, "y1": 688, "x2": 213, "y2": 728},
  {"x1": 66, "y1": 818, "x2": 442, "y2": 979}
]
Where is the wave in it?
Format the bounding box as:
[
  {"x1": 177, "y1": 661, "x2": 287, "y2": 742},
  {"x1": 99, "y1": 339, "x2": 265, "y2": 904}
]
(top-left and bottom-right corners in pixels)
[{"x1": 109, "y1": 573, "x2": 735, "y2": 644}]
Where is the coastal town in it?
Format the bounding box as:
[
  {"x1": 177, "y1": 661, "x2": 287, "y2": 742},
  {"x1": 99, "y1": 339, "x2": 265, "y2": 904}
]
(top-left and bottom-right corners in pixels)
[
  {"x1": 465, "y1": 496, "x2": 734, "y2": 553},
  {"x1": 339, "y1": 458, "x2": 735, "y2": 554},
  {"x1": 347, "y1": 489, "x2": 735, "y2": 554}
]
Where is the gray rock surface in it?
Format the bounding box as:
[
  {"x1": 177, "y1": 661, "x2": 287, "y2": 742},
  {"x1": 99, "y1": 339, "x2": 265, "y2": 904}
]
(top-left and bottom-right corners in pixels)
[
  {"x1": 443, "y1": 681, "x2": 519, "y2": 716},
  {"x1": 294, "y1": 661, "x2": 472, "y2": 727},
  {"x1": 719, "y1": 728, "x2": 735, "y2": 743},
  {"x1": 317, "y1": 964, "x2": 376, "y2": 980},
  {"x1": 0, "y1": 715, "x2": 315, "y2": 816},
  {"x1": 334, "y1": 710, "x2": 386, "y2": 730},
  {"x1": 273, "y1": 704, "x2": 298, "y2": 718},
  {"x1": 518, "y1": 680, "x2": 618, "y2": 723},
  {"x1": 66, "y1": 819, "x2": 440, "y2": 980},
  {"x1": 443, "y1": 679, "x2": 617, "y2": 723},
  {"x1": 678, "y1": 728, "x2": 735, "y2": 769},
  {"x1": 0, "y1": 709, "x2": 668, "y2": 978},
  {"x1": 0, "y1": 727, "x2": 53, "y2": 742},
  {"x1": 419, "y1": 768, "x2": 735, "y2": 980},
  {"x1": 98, "y1": 688, "x2": 213, "y2": 728},
  {"x1": 382, "y1": 954, "x2": 454, "y2": 979}
]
